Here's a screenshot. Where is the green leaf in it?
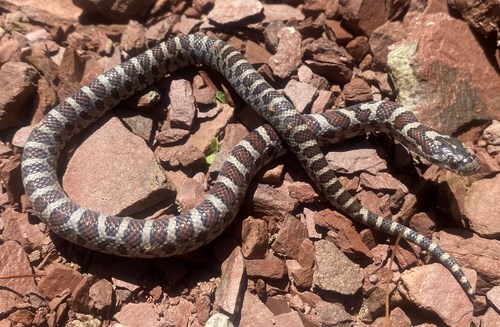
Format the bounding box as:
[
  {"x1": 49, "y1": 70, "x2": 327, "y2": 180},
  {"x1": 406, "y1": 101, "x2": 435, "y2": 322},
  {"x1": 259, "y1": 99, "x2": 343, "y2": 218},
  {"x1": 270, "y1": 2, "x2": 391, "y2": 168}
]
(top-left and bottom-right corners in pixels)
[
  {"x1": 205, "y1": 138, "x2": 219, "y2": 165},
  {"x1": 215, "y1": 91, "x2": 228, "y2": 104}
]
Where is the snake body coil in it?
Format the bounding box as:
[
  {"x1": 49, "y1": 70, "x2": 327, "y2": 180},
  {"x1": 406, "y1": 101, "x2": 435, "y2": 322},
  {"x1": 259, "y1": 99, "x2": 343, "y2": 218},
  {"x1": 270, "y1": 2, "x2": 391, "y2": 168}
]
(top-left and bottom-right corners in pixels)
[{"x1": 21, "y1": 35, "x2": 480, "y2": 301}]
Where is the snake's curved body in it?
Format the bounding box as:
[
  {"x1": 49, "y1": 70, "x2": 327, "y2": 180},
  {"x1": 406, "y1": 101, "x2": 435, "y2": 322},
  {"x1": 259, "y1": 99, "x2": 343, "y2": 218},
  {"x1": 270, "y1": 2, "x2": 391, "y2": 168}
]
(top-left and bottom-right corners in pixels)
[{"x1": 21, "y1": 35, "x2": 480, "y2": 301}]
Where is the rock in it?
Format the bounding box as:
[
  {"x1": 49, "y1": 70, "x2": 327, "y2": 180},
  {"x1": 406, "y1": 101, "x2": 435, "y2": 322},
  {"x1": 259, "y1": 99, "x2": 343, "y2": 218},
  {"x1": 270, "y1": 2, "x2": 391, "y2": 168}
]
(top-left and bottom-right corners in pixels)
[
  {"x1": 298, "y1": 238, "x2": 316, "y2": 269},
  {"x1": 207, "y1": 0, "x2": 263, "y2": 25},
  {"x1": 447, "y1": 0, "x2": 499, "y2": 41},
  {"x1": 283, "y1": 79, "x2": 318, "y2": 113},
  {"x1": 315, "y1": 300, "x2": 353, "y2": 326},
  {"x1": 239, "y1": 291, "x2": 274, "y2": 326},
  {"x1": 372, "y1": 306, "x2": 412, "y2": 327},
  {"x1": 398, "y1": 263, "x2": 474, "y2": 327},
  {"x1": 215, "y1": 247, "x2": 246, "y2": 316},
  {"x1": 369, "y1": 21, "x2": 406, "y2": 71},
  {"x1": 89, "y1": 279, "x2": 113, "y2": 312},
  {"x1": 433, "y1": 229, "x2": 500, "y2": 294},
  {"x1": 477, "y1": 307, "x2": 500, "y2": 326},
  {"x1": 114, "y1": 302, "x2": 163, "y2": 327},
  {"x1": 0, "y1": 62, "x2": 38, "y2": 130},
  {"x1": 263, "y1": 4, "x2": 305, "y2": 22},
  {"x1": 359, "y1": 171, "x2": 409, "y2": 194},
  {"x1": 244, "y1": 40, "x2": 272, "y2": 65},
  {"x1": 343, "y1": 77, "x2": 373, "y2": 104},
  {"x1": 486, "y1": 285, "x2": 500, "y2": 311},
  {"x1": 0, "y1": 241, "x2": 39, "y2": 313},
  {"x1": 339, "y1": 0, "x2": 388, "y2": 36},
  {"x1": 286, "y1": 259, "x2": 313, "y2": 289},
  {"x1": 167, "y1": 79, "x2": 197, "y2": 130},
  {"x1": 73, "y1": 0, "x2": 155, "y2": 22},
  {"x1": 243, "y1": 183, "x2": 297, "y2": 220},
  {"x1": 271, "y1": 214, "x2": 308, "y2": 259},
  {"x1": 346, "y1": 36, "x2": 370, "y2": 64},
  {"x1": 483, "y1": 120, "x2": 500, "y2": 145},
  {"x1": 313, "y1": 239, "x2": 364, "y2": 295},
  {"x1": 325, "y1": 19, "x2": 354, "y2": 44},
  {"x1": 62, "y1": 114, "x2": 174, "y2": 216},
  {"x1": 388, "y1": 12, "x2": 500, "y2": 134},
  {"x1": 463, "y1": 174, "x2": 500, "y2": 238},
  {"x1": 304, "y1": 37, "x2": 354, "y2": 84},
  {"x1": 38, "y1": 264, "x2": 84, "y2": 300},
  {"x1": 120, "y1": 20, "x2": 147, "y2": 55},
  {"x1": 269, "y1": 27, "x2": 303, "y2": 79},
  {"x1": 241, "y1": 217, "x2": 268, "y2": 259},
  {"x1": 245, "y1": 255, "x2": 287, "y2": 280}
]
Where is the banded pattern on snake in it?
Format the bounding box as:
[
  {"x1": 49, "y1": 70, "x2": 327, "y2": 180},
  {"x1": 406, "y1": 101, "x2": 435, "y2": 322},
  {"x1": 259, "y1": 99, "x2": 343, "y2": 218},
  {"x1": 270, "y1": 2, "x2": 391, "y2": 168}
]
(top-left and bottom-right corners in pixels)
[{"x1": 21, "y1": 35, "x2": 480, "y2": 301}]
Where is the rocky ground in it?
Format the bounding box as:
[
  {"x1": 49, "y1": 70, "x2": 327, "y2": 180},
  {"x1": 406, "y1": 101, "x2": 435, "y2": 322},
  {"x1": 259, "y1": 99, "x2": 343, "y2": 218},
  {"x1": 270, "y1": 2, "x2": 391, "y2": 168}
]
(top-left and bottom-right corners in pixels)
[{"x1": 0, "y1": 0, "x2": 499, "y2": 326}]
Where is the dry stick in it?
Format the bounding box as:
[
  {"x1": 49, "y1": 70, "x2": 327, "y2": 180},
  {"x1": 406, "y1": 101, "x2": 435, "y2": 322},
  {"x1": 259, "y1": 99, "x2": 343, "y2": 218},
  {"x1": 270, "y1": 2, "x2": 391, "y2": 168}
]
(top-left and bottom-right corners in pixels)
[{"x1": 0, "y1": 274, "x2": 45, "y2": 279}]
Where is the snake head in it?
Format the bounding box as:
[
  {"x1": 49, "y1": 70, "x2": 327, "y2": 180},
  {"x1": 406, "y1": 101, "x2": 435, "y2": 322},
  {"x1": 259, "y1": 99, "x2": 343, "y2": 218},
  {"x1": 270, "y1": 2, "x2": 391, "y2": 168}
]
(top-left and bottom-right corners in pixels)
[{"x1": 432, "y1": 136, "x2": 481, "y2": 175}]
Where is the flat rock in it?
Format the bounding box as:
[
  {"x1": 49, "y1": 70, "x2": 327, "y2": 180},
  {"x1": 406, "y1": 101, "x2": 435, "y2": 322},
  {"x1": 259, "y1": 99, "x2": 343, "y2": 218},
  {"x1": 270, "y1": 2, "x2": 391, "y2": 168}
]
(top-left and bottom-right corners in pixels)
[
  {"x1": 0, "y1": 241, "x2": 39, "y2": 313},
  {"x1": 398, "y1": 263, "x2": 474, "y2": 327},
  {"x1": 339, "y1": 0, "x2": 388, "y2": 36},
  {"x1": 269, "y1": 27, "x2": 303, "y2": 79},
  {"x1": 207, "y1": 0, "x2": 263, "y2": 25},
  {"x1": 239, "y1": 291, "x2": 274, "y2": 327},
  {"x1": 241, "y1": 217, "x2": 268, "y2": 259},
  {"x1": 38, "y1": 263, "x2": 84, "y2": 300},
  {"x1": 271, "y1": 214, "x2": 308, "y2": 259},
  {"x1": 313, "y1": 239, "x2": 364, "y2": 295},
  {"x1": 73, "y1": 0, "x2": 155, "y2": 22},
  {"x1": 62, "y1": 114, "x2": 174, "y2": 216},
  {"x1": 388, "y1": 12, "x2": 500, "y2": 134},
  {"x1": 464, "y1": 174, "x2": 500, "y2": 238},
  {"x1": 114, "y1": 302, "x2": 163, "y2": 327},
  {"x1": 283, "y1": 79, "x2": 318, "y2": 113},
  {"x1": 215, "y1": 247, "x2": 246, "y2": 315}
]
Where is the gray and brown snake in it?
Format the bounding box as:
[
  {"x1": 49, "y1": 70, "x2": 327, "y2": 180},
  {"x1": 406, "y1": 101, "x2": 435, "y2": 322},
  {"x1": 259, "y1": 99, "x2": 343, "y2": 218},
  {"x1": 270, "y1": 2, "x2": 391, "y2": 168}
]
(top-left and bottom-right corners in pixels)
[{"x1": 21, "y1": 35, "x2": 481, "y2": 301}]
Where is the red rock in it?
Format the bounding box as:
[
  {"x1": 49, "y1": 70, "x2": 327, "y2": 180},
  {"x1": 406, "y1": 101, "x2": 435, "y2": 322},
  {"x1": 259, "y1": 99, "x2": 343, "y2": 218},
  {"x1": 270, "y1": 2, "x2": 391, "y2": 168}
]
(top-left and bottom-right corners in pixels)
[
  {"x1": 243, "y1": 183, "x2": 297, "y2": 220},
  {"x1": 269, "y1": 27, "x2": 303, "y2": 79},
  {"x1": 271, "y1": 214, "x2": 308, "y2": 259},
  {"x1": 172, "y1": 16, "x2": 200, "y2": 35},
  {"x1": 346, "y1": 36, "x2": 370, "y2": 64},
  {"x1": 409, "y1": 212, "x2": 436, "y2": 239},
  {"x1": 215, "y1": 247, "x2": 246, "y2": 315},
  {"x1": 343, "y1": 77, "x2": 373, "y2": 104},
  {"x1": 263, "y1": 4, "x2": 305, "y2": 22},
  {"x1": 239, "y1": 291, "x2": 274, "y2": 326},
  {"x1": 38, "y1": 264, "x2": 84, "y2": 300},
  {"x1": 478, "y1": 307, "x2": 500, "y2": 326},
  {"x1": 368, "y1": 21, "x2": 406, "y2": 71},
  {"x1": 0, "y1": 62, "x2": 38, "y2": 129},
  {"x1": 286, "y1": 260, "x2": 314, "y2": 289},
  {"x1": 304, "y1": 38, "x2": 354, "y2": 84},
  {"x1": 486, "y1": 285, "x2": 500, "y2": 311},
  {"x1": 313, "y1": 239, "x2": 364, "y2": 295},
  {"x1": 433, "y1": 229, "x2": 500, "y2": 294},
  {"x1": 283, "y1": 79, "x2": 318, "y2": 113},
  {"x1": 483, "y1": 120, "x2": 500, "y2": 145},
  {"x1": 245, "y1": 255, "x2": 287, "y2": 280},
  {"x1": 62, "y1": 114, "x2": 174, "y2": 216},
  {"x1": 447, "y1": 0, "x2": 499, "y2": 40},
  {"x1": 114, "y1": 302, "x2": 163, "y2": 327},
  {"x1": 315, "y1": 300, "x2": 353, "y2": 326},
  {"x1": 274, "y1": 310, "x2": 305, "y2": 326},
  {"x1": 339, "y1": 0, "x2": 388, "y2": 36},
  {"x1": 389, "y1": 12, "x2": 500, "y2": 134},
  {"x1": 7, "y1": 309, "x2": 34, "y2": 326},
  {"x1": 298, "y1": 238, "x2": 315, "y2": 269},
  {"x1": 207, "y1": 0, "x2": 263, "y2": 25},
  {"x1": 241, "y1": 217, "x2": 268, "y2": 259},
  {"x1": 463, "y1": 174, "x2": 500, "y2": 238},
  {"x1": 311, "y1": 90, "x2": 334, "y2": 114},
  {"x1": 265, "y1": 296, "x2": 291, "y2": 315},
  {"x1": 324, "y1": 139, "x2": 388, "y2": 174},
  {"x1": 303, "y1": 0, "x2": 339, "y2": 18},
  {"x1": 359, "y1": 172, "x2": 409, "y2": 194},
  {"x1": 0, "y1": 241, "x2": 39, "y2": 313},
  {"x1": 244, "y1": 40, "x2": 272, "y2": 65},
  {"x1": 287, "y1": 181, "x2": 321, "y2": 203},
  {"x1": 167, "y1": 79, "x2": 196, "y2": 130},
  {"x1": 325, "y1": 19, "x2": 354, "y2": 44},
  {"x1": 120, "y1": 20, "x2": 147, "y2": 55},
  {"x1": 89, "y1": 279, "x2": 113, "y2": 311},
  {"x1": 398, "y1": 263, "x2": 474, "y2": 327}
]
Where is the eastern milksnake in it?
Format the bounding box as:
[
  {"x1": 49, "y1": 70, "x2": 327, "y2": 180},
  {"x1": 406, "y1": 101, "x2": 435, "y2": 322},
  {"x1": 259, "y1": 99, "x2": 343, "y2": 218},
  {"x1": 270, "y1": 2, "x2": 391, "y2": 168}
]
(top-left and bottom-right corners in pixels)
[{"x1": 21, "y1": 35, "x2": 480, "y2": 301}]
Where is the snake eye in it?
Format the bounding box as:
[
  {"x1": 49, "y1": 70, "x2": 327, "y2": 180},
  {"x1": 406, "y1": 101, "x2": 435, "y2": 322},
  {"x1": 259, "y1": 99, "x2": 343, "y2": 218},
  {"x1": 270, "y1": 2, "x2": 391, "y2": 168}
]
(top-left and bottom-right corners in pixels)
[{"x1": 447, "y1": 157, "x2": 459, "y2": 171}]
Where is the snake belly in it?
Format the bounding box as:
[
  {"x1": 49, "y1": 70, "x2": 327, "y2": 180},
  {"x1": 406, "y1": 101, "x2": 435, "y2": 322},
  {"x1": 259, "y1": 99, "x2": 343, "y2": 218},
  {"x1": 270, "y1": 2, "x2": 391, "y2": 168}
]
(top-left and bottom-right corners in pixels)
[{"x1": 21, "y1": 35, "x2": 480, "y2": 301}]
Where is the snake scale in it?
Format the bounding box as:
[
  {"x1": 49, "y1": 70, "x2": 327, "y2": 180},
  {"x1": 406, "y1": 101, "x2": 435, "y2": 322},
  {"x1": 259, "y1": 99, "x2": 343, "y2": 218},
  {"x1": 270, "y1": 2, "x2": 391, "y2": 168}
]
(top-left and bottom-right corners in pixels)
[{"x1": 21, "y1": 35, "x2": 480, "y2": 301}]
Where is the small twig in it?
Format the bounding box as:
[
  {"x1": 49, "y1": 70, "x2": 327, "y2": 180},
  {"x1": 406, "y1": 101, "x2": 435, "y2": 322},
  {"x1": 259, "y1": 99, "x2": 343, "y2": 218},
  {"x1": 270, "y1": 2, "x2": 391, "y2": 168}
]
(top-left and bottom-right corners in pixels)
[{"x1": 0, "y1": 273, "x2": 45, "y2": 279}]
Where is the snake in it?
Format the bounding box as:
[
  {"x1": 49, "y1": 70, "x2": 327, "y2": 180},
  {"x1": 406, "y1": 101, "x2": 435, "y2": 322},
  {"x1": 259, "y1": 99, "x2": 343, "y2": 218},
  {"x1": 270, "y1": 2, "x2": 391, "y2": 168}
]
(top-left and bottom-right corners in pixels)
[{"x1": 21, "y1": 34, "x2": 481, "y2": 301}]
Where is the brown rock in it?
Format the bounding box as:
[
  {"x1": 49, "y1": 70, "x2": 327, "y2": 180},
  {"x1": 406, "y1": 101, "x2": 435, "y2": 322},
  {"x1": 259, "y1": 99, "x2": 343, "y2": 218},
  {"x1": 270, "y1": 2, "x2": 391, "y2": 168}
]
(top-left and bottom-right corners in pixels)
[
  {"x1": 339, "y1": 0, "x2": 388, "y2": 36},
  {"x1": 271, "y1": 214, "x2": 308, "y2": 259},
  {"x1": 167, "y1": 79, "x2": 196, "y2": 130},
  {"x1": 0, "y1": 62, "x2": 38, "y2": 129},
  {"x1": 283, "y1": 79, "x2": 318, "y2": 113},
  {"x1": 359, "y1": 172, "x2": 409, "y2": 194},
  {"x1": 73, "y1": 0, "x2": 155, "y2": 22},
  {"x1": 0, "y1": 241, "x2": 39, "y2": 313},
  {"x1": 324, "y1": 139, "x2": 388, "y2": 174},
  {"x1": 269, "y1": 27, "x2": 303, "y2": 79},
  {"x1": 298, "y1": 238, "x2": 316, "y2": 269},
  {"x1": 478, "y1": 307, "x2": 500, "y2": 326},
  {"x1": 245, "y1": 255, "x2": 287, "y2": 280},
  {"x1": 388, "y1": 12, "x2": 500, "y2": 133},
  {"x1": 304, "y1": 38, "x2": 354, "y2": 84},
  {"x1": 398, "y1": 263, "x2": 474, "y2": 327},
  {"x1": 265, "y1": 296, "x2": 291, "y2": 315},
  {"x1": 447, "y1": 0, "x2": 499, "y2": 39},
  {"x1": 244, "y1": 40, "x2": 272, "y2": 65},
  {"x1": 215, "y1": 247, "x2": 246, "y2": 315},
  {"x1": 311, "y1": 90, "x2": 334, "y2": 113},
  {"x1": 38, "y1": 264, "x2": 84, "y2": 300},
  {"x1": 62, "y1": 114, "x2": 174, "y2": 216},
  {"x1": 89, "y1": 279, "x2": 113, "y2": 311},
  {"x1": 409, "y1": 212, "x2": 436, "y2": 239},
  {"x1": 463, "y1": 174, "x2": 500, "y2": 238},
  {"x1": 483, "y1": 120, "x2": 500, "y2": 145},
  {"x1": 486, "y1": 285, "x2": 500, "y2": 311},
  {"x1": 8, "y1": 309, "x2": 34, "y2": 326},
  {"x1": 207, "y1": 0, "x2": 263, "y2": 25},
  {"x1": 325, "y1": 19, "x2": 354, "y2": 44},
  {"x1": 274, "y1": 310, "x2": 306, "y2": 327},
  {"x1": 263, "y1": 4, "x2": 305, "y2": 22},
  {"x1": 343, "y1": 78, "x2": 373, "y2": 104},
  {"x1": 121, "y1": 20, "x2": 147, "y2": 55},
  {"x1": 369, "y1": 21, "x2": 406, "y2": 71},
  {"x1": 241, "y1": 217, "x2": 268, "y2": 259},
  {"x1": 313, "y1": 239, "x2": 364, "y2": 295},
  {"x1": 286, "y1": 260, "x2": 314, "y2": 289},
  {"x1": 346, "y1": 36, "x2": 370, "y2": 64}
]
